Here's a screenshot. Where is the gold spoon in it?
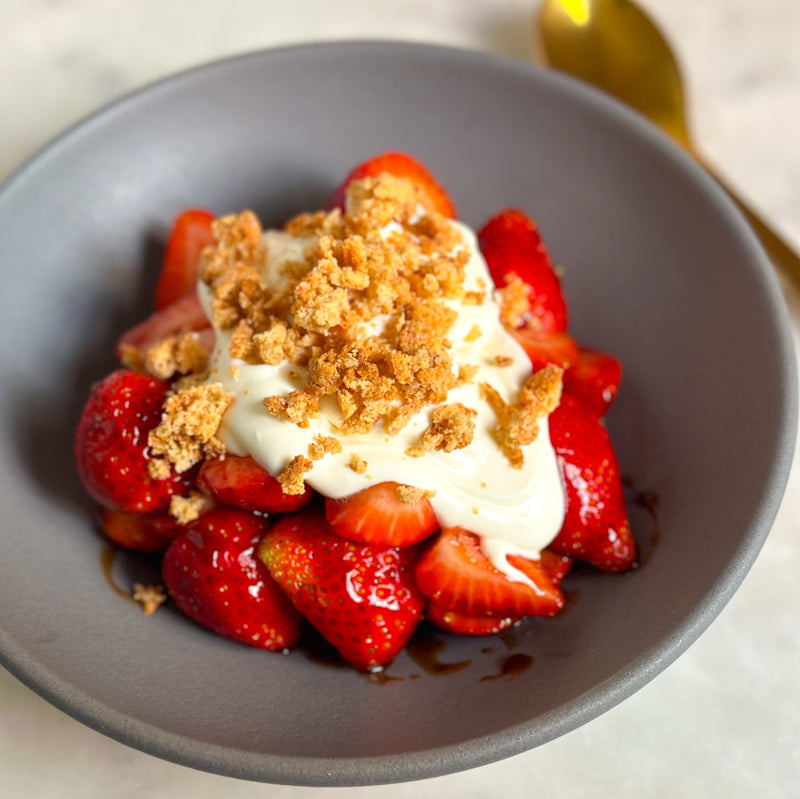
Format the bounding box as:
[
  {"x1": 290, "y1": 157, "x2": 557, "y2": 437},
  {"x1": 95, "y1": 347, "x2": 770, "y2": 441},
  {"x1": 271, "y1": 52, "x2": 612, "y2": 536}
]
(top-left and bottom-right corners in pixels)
[{"x1": 532, "y1": 0, "x2": 800, "y2": 288}]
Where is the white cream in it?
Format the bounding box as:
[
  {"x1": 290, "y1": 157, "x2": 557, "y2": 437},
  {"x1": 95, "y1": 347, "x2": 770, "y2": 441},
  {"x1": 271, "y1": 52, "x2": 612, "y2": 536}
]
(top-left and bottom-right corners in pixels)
[{"x1": 199, "y1": 221, "x2": 565, "y2": 588}]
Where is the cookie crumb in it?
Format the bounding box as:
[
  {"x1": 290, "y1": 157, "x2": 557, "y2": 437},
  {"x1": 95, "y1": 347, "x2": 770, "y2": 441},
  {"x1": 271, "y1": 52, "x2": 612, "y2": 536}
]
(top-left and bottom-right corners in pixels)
[
  {"x1": 132, "y1": 583, "x2": 167, "y2": 616},
  {"x1": 277, "y1": 455, "x2": 313, "y2": 495},
  {"x1": 348, "y1": 453, "x2": 368, "y2": 474},
  {"x1": 396, "y1": 485, "x2": 435, "y2": 504},
  {"x1": 406, "y1": 403, "x2": 477, "y2": 457},
  {"x1": 494, "y1": 354, "x2": 514, "y2": 367},
  {"x1": 308, "y1": 434, "x2": 342, "y2": 461},
  {"x1": 148, "y1": 382, "x2": 233, "y2": 474},
  {"x1": 143, "y1": 333, "x2": 210, "y2": 381},
  {"x1": 497, "y1": 274, "x2": 532, "y2": 329},
  {"x1": 264, "y1": 390, "x2": 320, "y2": 428},
  {"x1": 464, "y1": 324, "x2": 482, "y2": 343},
  {"x1": 169, "y1": 491, "x2": 214, "y2": 526},
  {"x1": 481, "y1": 364, "x2": 563, "y2": 468},
  {"x1": 458, "y1": 364, "x2": 480, "y2": 385}
]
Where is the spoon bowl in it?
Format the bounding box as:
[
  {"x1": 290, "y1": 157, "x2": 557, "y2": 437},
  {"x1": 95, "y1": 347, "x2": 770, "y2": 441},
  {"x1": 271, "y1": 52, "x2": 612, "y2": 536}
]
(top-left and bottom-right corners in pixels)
[
  {"x1": 533, "y1": 0, "x2": 800, "y2": 286},
  {"x1": 535, "y1": 0, "x2": 690, "y2": 147}
]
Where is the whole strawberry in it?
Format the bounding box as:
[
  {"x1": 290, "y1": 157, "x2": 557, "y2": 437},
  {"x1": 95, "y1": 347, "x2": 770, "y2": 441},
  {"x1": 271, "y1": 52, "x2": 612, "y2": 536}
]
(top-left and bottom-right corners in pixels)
[
  {"x1": 162, "y1": 508, "x2": 302, "y2": 650},
  {"x1": 549, "y1": 395, "x2": 636, "y2": 571},
  {"x1": 327, "y1": 152, "x2": 457, "y2": 218},
  {"x1": 260, "y1": 510, "x2": 425, "y2": 672},
  {"x1": 197, "y1": 454, "x2": 314, "y2": 514},
  {"x1": 74, "y1": 369, "x2": 193, "y2": 513},
  {"x1": 478, "y1": 208, "x2": 568, "y2": 332}
]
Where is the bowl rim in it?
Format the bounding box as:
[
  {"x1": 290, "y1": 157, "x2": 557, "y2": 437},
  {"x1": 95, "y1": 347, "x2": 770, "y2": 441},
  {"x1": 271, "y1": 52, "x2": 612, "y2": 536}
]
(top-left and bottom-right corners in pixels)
[{"x1": 0, "y1": 39, "x2": 796, "y2": 786}]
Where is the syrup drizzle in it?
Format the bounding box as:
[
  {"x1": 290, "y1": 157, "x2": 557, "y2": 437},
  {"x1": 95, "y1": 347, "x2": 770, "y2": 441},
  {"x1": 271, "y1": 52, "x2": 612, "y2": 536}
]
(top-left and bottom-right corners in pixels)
[
  {"x1": 623, "y1": 476, "x2": 661, "y2": 568},
  {"x1": 480, "y1": 653, "x2": 534, "y2": 682},
  {"x1": 100, "y1": 546, "x2": 134, "y2": 602},
  {"x1": 405, "y1": 628, "x2": 471, "y2": 676}
]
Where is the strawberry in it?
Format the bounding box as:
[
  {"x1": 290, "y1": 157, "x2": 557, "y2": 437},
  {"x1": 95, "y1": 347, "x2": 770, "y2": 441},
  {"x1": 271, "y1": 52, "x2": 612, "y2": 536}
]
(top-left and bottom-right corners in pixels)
[
  {"x1": 540, "y1": 549, "x2": 574, "y2": 586},
  {"x1": 155, "y1": 209, "x2": 216, "y2": 310},
  {"x1": 162, "y1": 508, "x2": 302, "y2": 650},
  {"x1": 414, "y1": 528, "x2": 564, "y2": 618},
  {"x1": 74, "y1": 370, "x2": 194, "y2": 513},
  {"x1": 325, "y1": 482, "x2": 439, "y2": 548},
  {"x1": 197, "y1": 454, "x2": 314, "y2": 514},
  {"x1": 426, "y1": 604, "x2": 521, "y2": 636},
  {"x1": 327, "y1": 152, "x2": 457, "y2": 218},
  {"x1": 510, "y1": 327, "x2": 579, "y2": 371},
  {"x1": 424, "y1": 549, "x2": 572, "y2": 636},
  {"x1": 98, "y1": 506, "x2": 182, "y2": 553},
  {"x1": 260, "y1": 510, "x2": 425, "y2": 671},
  {"x1": 563, "y1": 347, "x2": 623, "y2": 418},
  {"x1": 116, "y1": 290, "x2": 214, "y2": 367},
  {"x1": 549, "y1": 394, "x2": 636, "y2": 571},
  {"x1": 478, "y1": 208, "x2": 567, "y2": 332}
]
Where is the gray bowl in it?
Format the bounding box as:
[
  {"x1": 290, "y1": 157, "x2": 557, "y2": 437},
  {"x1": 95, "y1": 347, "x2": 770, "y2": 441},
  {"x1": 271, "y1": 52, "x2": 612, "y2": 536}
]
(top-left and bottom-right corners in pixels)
[{"x1": 0, "y1": 42, "x2": 795, "y2": 786}]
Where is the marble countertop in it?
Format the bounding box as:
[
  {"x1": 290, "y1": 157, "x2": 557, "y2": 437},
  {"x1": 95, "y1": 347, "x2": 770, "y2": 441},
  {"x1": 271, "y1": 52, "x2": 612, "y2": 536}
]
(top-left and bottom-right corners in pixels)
[{"x1": 2, "y1": 1, "x2": 798, "y2": 796}]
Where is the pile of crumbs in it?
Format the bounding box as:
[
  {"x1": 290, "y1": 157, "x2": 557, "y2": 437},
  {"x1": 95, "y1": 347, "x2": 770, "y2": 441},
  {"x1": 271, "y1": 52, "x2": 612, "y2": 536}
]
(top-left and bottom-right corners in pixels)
[{"x1": 139, "y1": 173, "x2": 563, "y2": 492}]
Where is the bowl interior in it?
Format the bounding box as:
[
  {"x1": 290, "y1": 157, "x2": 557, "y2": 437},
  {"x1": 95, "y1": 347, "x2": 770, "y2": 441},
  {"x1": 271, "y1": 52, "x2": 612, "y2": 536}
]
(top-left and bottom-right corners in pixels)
[{"x1": 0, "y1": 43, "x2": 794, "y2": 786}]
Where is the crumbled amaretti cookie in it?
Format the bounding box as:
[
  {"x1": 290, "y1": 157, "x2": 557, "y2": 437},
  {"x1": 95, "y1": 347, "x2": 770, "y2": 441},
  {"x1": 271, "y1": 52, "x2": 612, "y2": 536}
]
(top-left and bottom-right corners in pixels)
[
  {"x1": 481, "y1": 364, "x2": 563, "y2": 469},
  {"x1": 147, "y1": 382, "x2": 233, "y2": 476},
  {"x1": 132, "y1": 583, "x2": 167, "y2": 616},
  {"x1": 146, "y1": 174, "x2": 561, "y2": 485}
]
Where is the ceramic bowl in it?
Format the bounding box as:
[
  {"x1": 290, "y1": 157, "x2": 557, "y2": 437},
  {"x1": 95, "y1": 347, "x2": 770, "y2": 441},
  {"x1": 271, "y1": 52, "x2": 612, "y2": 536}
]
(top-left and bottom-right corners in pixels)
[{"x1": 0, "y1": 42, "x2": 794, "y2": 785}]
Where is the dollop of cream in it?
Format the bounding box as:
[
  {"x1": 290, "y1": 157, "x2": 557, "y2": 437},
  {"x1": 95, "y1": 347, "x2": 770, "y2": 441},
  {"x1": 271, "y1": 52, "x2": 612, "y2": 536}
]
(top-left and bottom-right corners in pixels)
[{"x1": 199, "y1": 221, "x2": 565, "y2": 587}]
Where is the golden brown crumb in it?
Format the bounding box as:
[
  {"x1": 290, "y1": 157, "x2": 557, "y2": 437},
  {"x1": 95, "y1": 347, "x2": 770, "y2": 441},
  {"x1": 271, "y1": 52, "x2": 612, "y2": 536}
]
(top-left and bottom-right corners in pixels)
[
  {"x1": 277, "y1": 455, "x2": 313, "y2": 495},
  {"x1": 144, "y1": 176, "x2": 560, "y2": 481},
  {"x1": 143, "y1": 333, "x2": 209, "y2": 381},
  {"x1": 481, "y1": 364, "x2": 563, "y2": 468},
  {"x1": 406, "y1": 403, "x2": 477, "y2": 457},
  {"x1": 464, "y1": 324, "x2": 482, "y2": 343},
  {"x1": 264, "y1": 390, "x2": 320, "y2": 428},
  {"x1": 497, "y1": 274, "x2": 532, "y2": 329},
  {"x1": 308, "y1": 434, "x2": 342, "y2": 461},
  {"x1": 148, "y1": 383, "x2": 234, "y2": 474},
  {"x1": 118, "y1": 342, "x2": 145, "y2": 373},
  {"x1": 458, "y1": 364, "x2": 480, "y2": 385},
  {"x1": 348, "y1": 453, "x2": 368, "y2": 474},
  {"x1": 132, "y1": 583, "x2": 167, "y2": 616},
  {"x1": 147, "y1": 458, "x2": 171, "y2": 481},
  {"x1": 193, "y1": 175, "x2": 469, "y2": 437},
  {"x1": 463, "y1": 291, "x2": 486, "y2": 306},
  {"x1": 168, "y1": 491, "x2": 214, "y2": 526},
  {"x1": 395, "y1": 485, "x2": 435, "y2": 504},
  {"x1": 252, "y1": 320, "x2": 289, "y2": 365}
]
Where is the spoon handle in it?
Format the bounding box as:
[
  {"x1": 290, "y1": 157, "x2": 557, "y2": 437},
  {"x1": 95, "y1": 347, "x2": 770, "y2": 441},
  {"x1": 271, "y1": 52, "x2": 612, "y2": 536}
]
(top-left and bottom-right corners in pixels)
[{"x1": 699, "y1": 158, "x2": 800, "y2": 290}]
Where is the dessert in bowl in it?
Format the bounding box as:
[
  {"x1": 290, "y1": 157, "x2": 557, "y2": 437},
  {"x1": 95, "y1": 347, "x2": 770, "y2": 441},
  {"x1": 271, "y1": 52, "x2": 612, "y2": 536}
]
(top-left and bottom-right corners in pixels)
[
  {"x1": 74, "y1": 155, "x2": 636, "y2": 672},
  {"x1": 0, "y1": 43, "x2": 794, "y2": 785}
]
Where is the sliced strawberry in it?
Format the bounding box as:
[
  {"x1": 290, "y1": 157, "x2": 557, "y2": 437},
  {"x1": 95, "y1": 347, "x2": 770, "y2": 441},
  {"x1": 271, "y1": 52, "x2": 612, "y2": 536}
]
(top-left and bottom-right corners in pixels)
[
  {"x1": 162, "y1": 508, "x2": 302, "y2": 651},
  {"x1": 155, "y1": 209, "x2": 216, "y2": 310},
  {"x1": 414, "y1": 528, "x2": 564, "y2": 618},
  {"x1": 327, "y1": 152, "x2": 457, "y2": 218},
  {"x1": 540, "y1": 549, "x2": 574, "y2": 586},
  {"x1": 98, "y1": 506, "x2": 182, "y2": 553},
  {"x1": 510, "y1": 327, "x2": 579, "y2": 371},
  {"x1": 563, "y1": 347, "x2": 623, "y2": 418},
  {"x1": 478, "y1": 208, "x2": 567, "y2": 332},
  {"x1": 426, "y1": 604, "x2": 521, "y2": 636},
  {"x1": 116, "y1": 290, "x2": 214, "y2": 367},
  {"x1": 425, "y1": 548, "x2": 571, "y2": 636},
  {"x1": 261, "y1": 510, "x2": 425, "y2": 671},
  {"x1": 325, "y1": 482, "x2": 439, "y2": 548},
  {"x1": 549, "y1": 394, "x2": 636, "y2": 571},
  {"x1": 197, "y1": 454, "x2": 314, "y2": 514},
  {"x1": 74, "y1": 370, "x2": 194, "y2": 513}
]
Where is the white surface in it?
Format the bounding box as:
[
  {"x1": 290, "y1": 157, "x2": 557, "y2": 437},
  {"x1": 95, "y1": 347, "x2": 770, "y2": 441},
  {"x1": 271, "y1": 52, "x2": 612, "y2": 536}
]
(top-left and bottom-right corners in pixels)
[{"x1": 1, "y1": 0, "x2": 798, "y2": 796}]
